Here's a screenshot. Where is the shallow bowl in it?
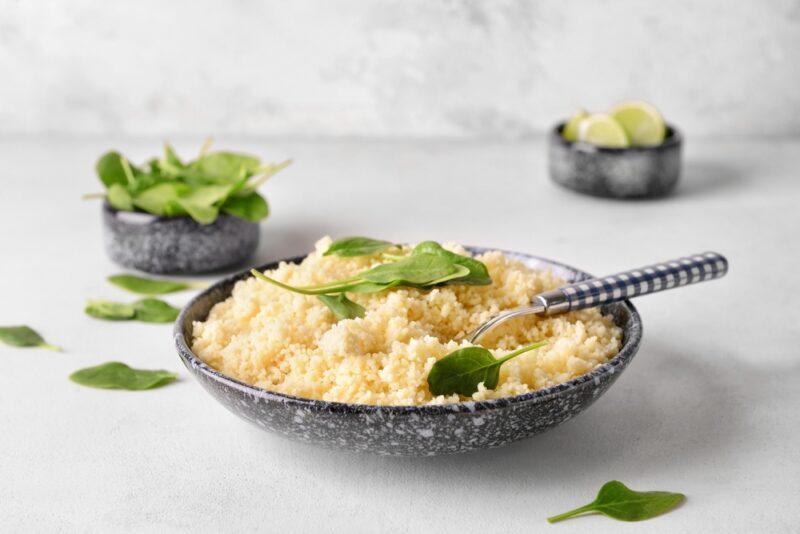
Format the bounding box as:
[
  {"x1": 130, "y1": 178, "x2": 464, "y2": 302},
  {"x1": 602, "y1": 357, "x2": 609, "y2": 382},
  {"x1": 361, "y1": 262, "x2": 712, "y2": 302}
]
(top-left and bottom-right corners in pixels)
[
  {"x1": 174, "y1": 249, "x2": 642, "y2": 456},
  {"x1": 102, "y1": 203, "x2": 259, "y2": 274},
  {"x1": 549, "y1": 122, "x2": 682, "y2": 198}
]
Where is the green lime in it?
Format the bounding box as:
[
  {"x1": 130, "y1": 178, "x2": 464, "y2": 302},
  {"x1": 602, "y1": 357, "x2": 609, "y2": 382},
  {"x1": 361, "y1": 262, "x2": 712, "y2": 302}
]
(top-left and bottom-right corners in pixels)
[
  {"x1": 610, "y1": 100, "x2": 666, "y2": 146},
  {"x1": 577, "y1": 113, "x2": 630, "y2": 148},
  {"x1": 562, "y1": 109, "x2": 588, "y2": 142}
]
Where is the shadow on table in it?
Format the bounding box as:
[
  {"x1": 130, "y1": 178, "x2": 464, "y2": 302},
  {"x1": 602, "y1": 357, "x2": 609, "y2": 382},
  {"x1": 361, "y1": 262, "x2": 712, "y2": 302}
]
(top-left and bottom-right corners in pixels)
[{"x1": 275, "y1": 339, "x2": 792, "y2": 487}]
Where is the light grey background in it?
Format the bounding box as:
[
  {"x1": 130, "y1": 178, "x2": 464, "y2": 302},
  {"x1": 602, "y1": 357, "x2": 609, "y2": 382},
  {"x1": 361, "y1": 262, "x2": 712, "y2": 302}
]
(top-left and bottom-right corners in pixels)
[
  {"x1": 1, "y1": 137, "x2": 799, "y2": 533},
  {"x1": 1, "y1": 0, "x2": 799, "y2": 138},
  {"x1": 2, "y1": 2, "x2": 800, "y2": 533}
]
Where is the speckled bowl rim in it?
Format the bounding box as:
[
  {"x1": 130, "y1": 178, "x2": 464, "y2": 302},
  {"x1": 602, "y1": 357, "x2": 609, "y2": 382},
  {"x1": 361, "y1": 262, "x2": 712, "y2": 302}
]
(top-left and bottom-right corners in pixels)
[
  {"x1": 551, "y1": 121, "x2": 682, "y2": 154},
  {"x1": 174, "y1": 248, "x2": 642, "y2": 415}
]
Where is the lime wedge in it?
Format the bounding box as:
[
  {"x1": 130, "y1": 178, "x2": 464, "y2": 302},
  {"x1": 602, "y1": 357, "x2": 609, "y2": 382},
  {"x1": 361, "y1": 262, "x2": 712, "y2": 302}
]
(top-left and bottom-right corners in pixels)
[
  {"x1": 610, "y1": 100, "x2": 666, "y2": 146},
  {"x1": 562, "y1": 109, "x2": 588, "y2": 142},
  {"x1": 577, "y1": 114, "x2": 630, "y2": 148}
]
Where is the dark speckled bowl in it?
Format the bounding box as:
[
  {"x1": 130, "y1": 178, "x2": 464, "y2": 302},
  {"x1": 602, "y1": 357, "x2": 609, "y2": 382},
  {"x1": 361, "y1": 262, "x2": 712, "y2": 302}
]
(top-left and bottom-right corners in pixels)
[
  {"x1": 549, "y1": 122, "x2": 682, "y2": 198},
  {"x1": 174, "y1": 249, "x2": 642, "y2": 456},
  {"x1": 102, "y1": 203, "x2": 259, "y2": 274}
]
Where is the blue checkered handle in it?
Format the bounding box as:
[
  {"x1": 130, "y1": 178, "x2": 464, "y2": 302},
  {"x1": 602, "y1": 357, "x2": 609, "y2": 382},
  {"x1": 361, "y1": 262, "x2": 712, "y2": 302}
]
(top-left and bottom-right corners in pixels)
[{"x1": 542, "y1": 252, "x2": 728, "y2": 313}]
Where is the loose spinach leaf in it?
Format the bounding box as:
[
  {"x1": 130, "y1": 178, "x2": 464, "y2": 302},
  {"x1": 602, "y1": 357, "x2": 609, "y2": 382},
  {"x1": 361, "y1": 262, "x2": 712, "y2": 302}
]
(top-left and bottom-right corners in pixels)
[
  {"x1": 85, "y1": 300, "x2": 137, "y2": 321},
  {"x1": 221, "y1": 192, "x2": 269, "y2": 222},
  {"x1": 108, "y1": 274, "x2": 203, "y2": 295},
  {"x1": 317, "y1": 294, "x2": 366, "y2": 320},
  {"x1": 85, "y1": 298, "x2": 180, "y2": 323},
  {"x1": 427, "y1": 341, "x2": 547, "y2": 396},
  {"x1": 324, "y1": 237, "x2": 396, "y2": 257},
  {"x1": 547, "y1": 480, "x2": 685, "y2": 523},
  {"x1": 0, "y1": 325, "x2": 60, "y2": 351},
  {"x1": 131, "y1": 298, "x2": 180, "y2": 323},
  {"x1": 411, "y1": 241, "x2": 492, "y2": 286},
  {"x1": 69, "y1": 362, "x2": 178, "y2": 390}
]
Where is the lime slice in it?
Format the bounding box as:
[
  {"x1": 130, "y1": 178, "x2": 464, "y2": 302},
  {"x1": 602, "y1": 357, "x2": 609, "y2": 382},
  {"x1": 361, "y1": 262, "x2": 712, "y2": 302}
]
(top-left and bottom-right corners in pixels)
[
  {"x1": 562, "y1": 109, "x2": 588, "y2": 142},
  {"x1": 610, "y1": 100, "x2": 666, "y2": 147},
  {"x1": 577, "y1": 113, "x2": 630, "y2": 148}
]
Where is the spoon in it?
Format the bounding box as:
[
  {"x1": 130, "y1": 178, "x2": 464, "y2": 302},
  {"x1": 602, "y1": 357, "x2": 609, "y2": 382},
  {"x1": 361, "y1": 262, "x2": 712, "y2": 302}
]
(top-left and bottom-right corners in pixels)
[{"x1": 469, "y1": 252, "x2": 728, "y2": 343}]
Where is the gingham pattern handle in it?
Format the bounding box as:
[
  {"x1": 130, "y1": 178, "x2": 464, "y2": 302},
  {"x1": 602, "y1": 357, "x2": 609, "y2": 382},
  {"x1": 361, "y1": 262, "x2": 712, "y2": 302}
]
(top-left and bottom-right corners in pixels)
[{"x1": 558, "y1": 252, "x2": 728, "y2": 312}]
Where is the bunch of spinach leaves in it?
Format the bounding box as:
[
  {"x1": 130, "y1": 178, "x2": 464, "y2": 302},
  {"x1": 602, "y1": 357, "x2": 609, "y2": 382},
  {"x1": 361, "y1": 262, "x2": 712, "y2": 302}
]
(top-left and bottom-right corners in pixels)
[
  {"x1": 91, "y1": 141, "x2": 291, "y2": 224},
  {"x1": 250, "y1": 237, "x2": 492, "y2": 320}
]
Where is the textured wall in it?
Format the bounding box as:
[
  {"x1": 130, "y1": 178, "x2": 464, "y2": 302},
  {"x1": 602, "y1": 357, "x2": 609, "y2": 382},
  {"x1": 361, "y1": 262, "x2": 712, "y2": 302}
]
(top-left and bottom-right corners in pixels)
[{"x1": 1, "y1": 0, "x2": 798, "y2": 138}]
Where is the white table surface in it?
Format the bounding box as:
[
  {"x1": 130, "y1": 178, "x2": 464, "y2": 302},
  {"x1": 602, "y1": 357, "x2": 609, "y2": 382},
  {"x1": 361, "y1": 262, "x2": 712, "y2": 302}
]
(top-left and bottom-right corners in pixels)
[{"x1": 1, "y1": 137, "x2": 798, "y2": 533}]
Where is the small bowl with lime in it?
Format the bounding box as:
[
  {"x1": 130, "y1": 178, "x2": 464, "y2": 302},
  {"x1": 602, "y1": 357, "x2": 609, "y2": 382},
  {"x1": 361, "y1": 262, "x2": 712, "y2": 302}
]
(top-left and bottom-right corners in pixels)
[{"x1": 549, "y1": 101, "x2": 682, "y2": 199}]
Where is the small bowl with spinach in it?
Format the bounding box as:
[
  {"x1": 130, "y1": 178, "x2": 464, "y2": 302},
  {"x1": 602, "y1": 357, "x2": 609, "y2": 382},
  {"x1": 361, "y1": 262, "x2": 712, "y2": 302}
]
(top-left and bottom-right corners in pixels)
[{"x1": 90, "y1": 141, "x2": 290, "y2": 274}]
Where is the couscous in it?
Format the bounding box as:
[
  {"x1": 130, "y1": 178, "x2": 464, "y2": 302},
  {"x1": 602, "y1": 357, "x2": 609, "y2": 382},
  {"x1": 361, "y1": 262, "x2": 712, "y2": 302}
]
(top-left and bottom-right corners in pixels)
[{"x1": 191, "y1": 237, "x2": 622, "y2": 405}]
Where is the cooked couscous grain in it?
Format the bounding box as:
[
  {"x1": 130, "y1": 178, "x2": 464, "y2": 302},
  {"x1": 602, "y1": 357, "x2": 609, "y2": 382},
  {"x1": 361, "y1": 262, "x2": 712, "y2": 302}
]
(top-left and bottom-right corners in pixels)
[{"x1": 191, "y1": 237, "x2": 622, "y2": 405}]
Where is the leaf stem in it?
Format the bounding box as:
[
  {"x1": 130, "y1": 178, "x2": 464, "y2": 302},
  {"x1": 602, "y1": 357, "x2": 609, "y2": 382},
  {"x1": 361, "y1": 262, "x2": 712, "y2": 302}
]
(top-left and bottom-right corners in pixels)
[
  {"x1": 38, "y1": 343, "x2": 62, "y2": 352},
  {"x1": 199, "y1": 137, "x2": 214, "y2": 157},
  {"x1": 497, "y1": 340, "x2": 548, "y2": 363},
  {"x1": 250, "y1": 270, "x2": 363, "y2": 296},
  {"x1": 81, "y1": 192, "x2": 106, "y2": 200},
  {"x1": 547, "y1": 504, "x2": 596, "y2": 523},
  {"x1": 245, "y1": 159, "x2": 293, "y2": 190},
  {"x1": 120, "y1": 156, "x2": 136, "y2": 186}
]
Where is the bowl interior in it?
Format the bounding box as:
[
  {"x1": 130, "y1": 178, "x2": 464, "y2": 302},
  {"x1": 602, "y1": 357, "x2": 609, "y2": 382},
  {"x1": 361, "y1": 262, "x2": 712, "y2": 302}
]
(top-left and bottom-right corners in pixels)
[{"x1": 175, "y1": 248, "x2": 641, "y2": 412}]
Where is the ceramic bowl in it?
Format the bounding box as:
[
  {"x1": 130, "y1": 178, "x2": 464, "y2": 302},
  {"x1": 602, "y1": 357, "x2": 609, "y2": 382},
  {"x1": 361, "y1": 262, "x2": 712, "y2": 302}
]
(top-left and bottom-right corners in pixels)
[
  {"x1": 102, "y1": 203, "x2": 259, "y2": 274},
  {"x1": 548, "y1": 122, "x2": 682, "y2": 198},
  {"x1": 174, "y1": 249, "x2": 642, "y2": 456}
]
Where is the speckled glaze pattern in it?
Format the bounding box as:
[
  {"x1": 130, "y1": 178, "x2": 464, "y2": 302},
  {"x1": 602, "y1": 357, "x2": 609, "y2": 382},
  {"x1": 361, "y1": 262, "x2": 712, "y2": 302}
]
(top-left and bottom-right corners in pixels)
[
  {"x1": 548, "y1": 123, "x2": 682, "y2": 198},
  {"x1": 102, "y1": 203, "x2": 259, "y2": 274},
  {"x1": 174, "y1": 249, "x2": 642, "y2": 456}
]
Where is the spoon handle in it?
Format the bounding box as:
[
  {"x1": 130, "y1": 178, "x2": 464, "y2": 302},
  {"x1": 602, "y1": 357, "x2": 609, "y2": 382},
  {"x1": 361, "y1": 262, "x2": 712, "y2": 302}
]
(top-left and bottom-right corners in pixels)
[{"x1": 537, "y1": 252, "x2": 728, "y2": 314}]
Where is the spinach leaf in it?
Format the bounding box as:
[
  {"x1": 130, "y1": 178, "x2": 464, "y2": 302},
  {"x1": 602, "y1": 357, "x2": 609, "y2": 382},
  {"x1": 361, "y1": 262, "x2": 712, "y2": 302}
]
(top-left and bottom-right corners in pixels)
[
  {"x1": 427, "y1": 341, "x2": 547, "y2": 396},
  {"x1": 250, "y1": 240, "x2": 492, "y2": 322},
  {"x1": 317, "y1": 294, "x2": 366, "y2": 320},
  {"x1": 85, "y1": 298, "x2": 180, "y2": 323},
  {"x1": 0, "y1": 325, "x2": 60, "y2": 351},
  {"x1": 190, "y1": 151, "x2": 261, "y2": 183},
  {"x1": 131, "y1": 298, "x2": 181, "y2": 323},
  {"x1": 131, "y1": 182, "x2": 187, "y2": 216},
  {"x1": 107, "y1": 183, "x2": 134, "y2": 211},
  {"x1": 161, "y1": 143, "x2": 186, "y2": 174},
  {"x1": 360, "y1": 253, "x2": 464, "y2": 285},
  {"x1": 96, "y1": 151, "x2": 130, "y2": 188},
  {"x1": 411, "y1": 241, "x2": 492, "y2": 285},
  {"x1": 108, "y1": 274, "x2": 203, "y2": 295},
  {"x1": 221, "y1": 192, "x2": 269, "y2": 221},
  {"x1": 90, "y1": 142, "x2": 289, "y2": 224},
  {"x1": 85, "y1": 300, "x2": 136, "y2": 320},
  {"x1": 236, "y1": 159, "x2": 292, "y2": 194},
  {"x1": 324, "y1": 237, "x2": 396, "y2": 257},
  {"x1": 547, "y1": 481, "x2": 685, "y2": 523},
  {"x1": 69, "y1": 362, "x2": 178, "y2": 390}
]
